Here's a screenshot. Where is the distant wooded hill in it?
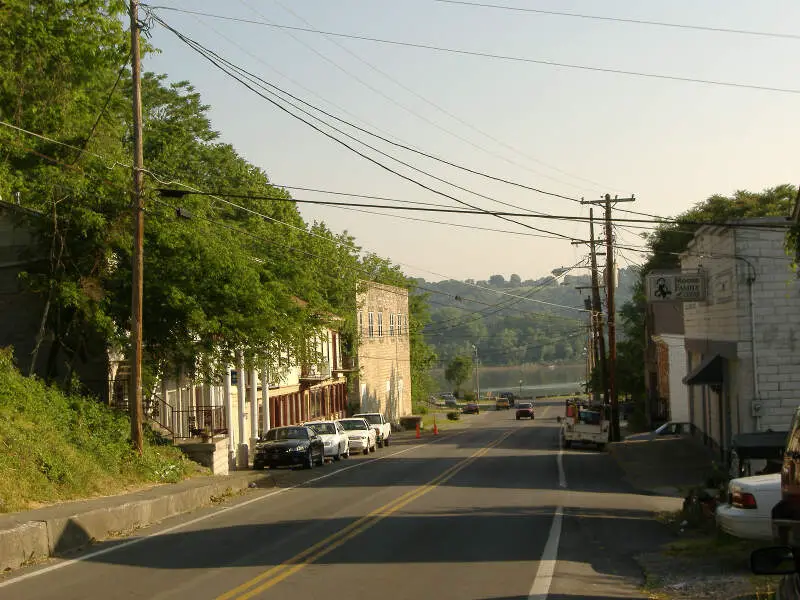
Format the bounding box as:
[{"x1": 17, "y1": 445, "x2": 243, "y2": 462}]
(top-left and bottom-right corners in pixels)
[{"x1": 414, "y1": 268, "x2": 637, "y2": 367}]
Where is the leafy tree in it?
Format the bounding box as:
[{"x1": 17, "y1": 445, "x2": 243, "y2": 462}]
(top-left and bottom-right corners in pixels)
[
  {"x1": 488, "y1": 274, "x2": 505, "y2": 287},
  {"x1": 509, "y1": 273, "x2": 522, "y2": 287},
  {"x1": 444, "y1": 355, "x2": 473, "y2": 395}
]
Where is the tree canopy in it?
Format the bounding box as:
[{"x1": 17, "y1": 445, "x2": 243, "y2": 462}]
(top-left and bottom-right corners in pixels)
[{"x1": 0, "y1": 0, "x2": 435, "y2": 395}]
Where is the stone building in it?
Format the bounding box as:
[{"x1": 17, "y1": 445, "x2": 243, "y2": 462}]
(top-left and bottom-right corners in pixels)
[{"x1": 354, "y1": 281, "x2": 413, "y2": 422}]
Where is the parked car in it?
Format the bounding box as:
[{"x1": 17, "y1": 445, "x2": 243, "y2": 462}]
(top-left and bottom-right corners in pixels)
[
  {"x1": 495, "y1": 397, "x2": 510, "y2": 410},
  {"x1": 338, "y1": 418, "x2": 377, "y2": 455},
  {"x1": 716, "y1": 473, "x2": 781, "y2": 540},
  {"x1": 625, "y1": 421, "x2": 693, "y2": 442},
  {"x1": 444, "y1": 397, "x2": 459, "y2": 409},
  {"x1": 253, "y1": 426, "x2": 325, "y2": 470},
  {"x1": 516, "y1": 402, "x2": 535, "y2": 420},
  {"x1": 353, "y1": 412, "x2": 392, "y2": 447},
  {"x1": 304, "y1": 420, "x2": 350, "y2": 461},
  {"x1": 463, "y1": 402, "x2": 480, "y2": 415}
]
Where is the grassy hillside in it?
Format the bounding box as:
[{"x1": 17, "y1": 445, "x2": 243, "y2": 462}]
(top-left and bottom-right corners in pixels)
[{"x1": 0, "y1": 348, "x2": 202, "y2": 513}]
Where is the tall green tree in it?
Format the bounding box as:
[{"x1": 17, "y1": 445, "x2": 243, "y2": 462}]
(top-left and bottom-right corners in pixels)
[{"x1": 444, "y1": 354, "x2": 473, "y2": 395}]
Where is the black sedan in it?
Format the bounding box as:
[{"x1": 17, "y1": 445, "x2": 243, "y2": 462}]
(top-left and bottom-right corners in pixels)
[{"x1": 253, "y1": 426, "x2": 325, "y2": 470}]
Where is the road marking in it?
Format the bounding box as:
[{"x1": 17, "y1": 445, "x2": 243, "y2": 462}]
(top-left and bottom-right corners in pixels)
[
  {"x1": 528, "y1": 508, "x2": 564, "y2": 600},
  {"x1": 557, "y1": 433, "x2": 567, "y2": 489},
  {"x1": 217, "y1": 429, "x2": 516, "y2": 600},
  {"x1": 0, "y1": 429, "x2": 471, "y2": 589}
]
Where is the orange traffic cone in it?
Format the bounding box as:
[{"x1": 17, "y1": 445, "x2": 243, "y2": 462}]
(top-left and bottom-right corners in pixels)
[
  {"x1": 415, "y1": 421, "x2": 421, "y2": 439},
  {"x1": 433, "y1": 415, "x2": 439, "y2": 435}
]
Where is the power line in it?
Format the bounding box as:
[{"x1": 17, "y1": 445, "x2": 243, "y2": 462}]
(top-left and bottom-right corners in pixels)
[
  {"x1": 265, "y1": 0, "x2": 619, "y2": 194},
  {"x1": 147, "y1": 6, "x2": 800, "y2": 96},
  {"x1": 431, "y1": 0, "x2": 800, "y2": 41},
  {"x1": 156, "y1": 188, "x2": 794, "y2": 230},
  {"x1": 148, "y1": 15, "x2": 579, "y2": 242}
]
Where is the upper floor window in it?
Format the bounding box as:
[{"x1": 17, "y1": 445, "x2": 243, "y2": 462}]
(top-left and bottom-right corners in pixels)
[
  {"x1": 377, "y1": 312, "x2": 384, "y2": 337},
  {"x1": 368, "y1": 312, "x2": 374, "y2": 338},
  {"x1": 389, "y1": 313, "x2": 395, "y2": 336}
]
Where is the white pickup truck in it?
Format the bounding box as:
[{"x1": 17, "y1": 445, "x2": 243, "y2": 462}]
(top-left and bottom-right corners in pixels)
[
  {"x1": 558, "y1": 403, "x2": 609, "y2": 451},
  {"x1": 354, "y1": 413, "x2": 392, "y2": 447}
]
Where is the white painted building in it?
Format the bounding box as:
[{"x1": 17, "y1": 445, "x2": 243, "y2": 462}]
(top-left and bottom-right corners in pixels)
[{"x1": 681, "y1": 218, "x2": 800, "y2": 456}]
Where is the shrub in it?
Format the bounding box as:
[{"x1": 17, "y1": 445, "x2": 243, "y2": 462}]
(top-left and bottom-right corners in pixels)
[{"x1": 446, "y1": 411, "x2": 461, "y2": 421}]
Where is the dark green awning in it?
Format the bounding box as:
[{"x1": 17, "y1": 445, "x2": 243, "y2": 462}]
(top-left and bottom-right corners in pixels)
[{"x1": 683, "y1": 354, "x2": 724, "y2": 386}]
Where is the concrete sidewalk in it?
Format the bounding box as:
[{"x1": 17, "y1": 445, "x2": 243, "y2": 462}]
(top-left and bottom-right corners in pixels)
[
  {"x1": 0, "y1": 469, "x2": 275, "y2": 574},
  {"x1": 0, "y1": 426, "x2": 448, "y2": 575},
  {"x1": 609, "y1": 435, "x2": 719, "y2": 497}
]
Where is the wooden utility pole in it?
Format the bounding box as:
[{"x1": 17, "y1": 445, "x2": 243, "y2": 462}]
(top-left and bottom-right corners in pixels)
[
  {"x1": 582, "y1": 194, "x2": 636, "y2": 442},
  {"x1": 129, "y1": 0, "x2": 145, "y2": 454},
  {"x1": 588, "y1": 210, "x2": 608, "y2": 408}
]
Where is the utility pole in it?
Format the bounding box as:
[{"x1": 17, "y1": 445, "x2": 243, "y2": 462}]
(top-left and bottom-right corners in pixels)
[
  {"x1": 572, "y1": 210, "x2": 608, "y2": 407},
  {"x1": 582, "y1": 194, "x2": 636, "y2": 442},
  {"x1": 129, "y1": 0, "x2": 145, "y2": 454},
  {"x1": 588, "y1": 210, "x2": 608, "y2": 409}
]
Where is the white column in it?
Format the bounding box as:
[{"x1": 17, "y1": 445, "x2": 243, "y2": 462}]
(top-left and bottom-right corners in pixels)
[
  {"x1": 236, "y1": 351, "x2": 248, "y2": 468},
  {"x1": 262, "y1": 367, "x2": 271, "y2": 434},
  {"x1": 224, "y1": 365, "x2": 234, "y2": 466},
  {"x1": 249, "y1": 368, "x2": 259, "y2": 449}
]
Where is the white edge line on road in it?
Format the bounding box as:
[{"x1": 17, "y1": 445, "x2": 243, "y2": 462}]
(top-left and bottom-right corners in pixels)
[
  {"x1": 528, "y1": 507, "x2": 564, "y2": 600},
  {"x1": 0, "y1": 431, "x2": 467, "y2": 589}
]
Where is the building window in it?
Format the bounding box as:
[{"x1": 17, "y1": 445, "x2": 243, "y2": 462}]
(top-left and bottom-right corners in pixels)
[
  {"x1": 398, "y1": 313, "x2": 405, "y2": 335},
  {"x1": 378, "y1": 312, "x2": 384, "y2": 337},
  {"x1": 389, "y1": 313, "x2": 395, "y2": 336},
  {"x1": 358, "y1": 311, "x2": 363, "y2": 337},
  {"x1": 368, "y1": 312, "x2": 374, "y2": 338}
]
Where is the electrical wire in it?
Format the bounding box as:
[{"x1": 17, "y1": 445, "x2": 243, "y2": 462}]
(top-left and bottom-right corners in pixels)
[
  {"x1": 431, "y1": 0, "x2": 800, "y2": 41},
  {"x1": 146, "y1": 6, "x2": 800, "y2": 96},
  {"x1": 265, "y1": 0, "x2": 620, "y2": 194},
  {"x1": 148, "y1": 15, "x2": 580, "y2": 242}
]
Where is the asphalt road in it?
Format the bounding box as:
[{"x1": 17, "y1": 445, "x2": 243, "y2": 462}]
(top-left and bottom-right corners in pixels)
[{"x1": 0, "y1": 401, "x2": 677, "y2": 600}]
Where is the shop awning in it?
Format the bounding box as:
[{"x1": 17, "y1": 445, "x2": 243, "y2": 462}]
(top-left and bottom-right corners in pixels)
[{"x1": 682, "y1": 354, "x2": 724, "y2": 386}]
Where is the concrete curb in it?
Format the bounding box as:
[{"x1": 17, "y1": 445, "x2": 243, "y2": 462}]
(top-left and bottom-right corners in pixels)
[{"x1": 0, "y1": 473, "x2": 270, "y2": 574}]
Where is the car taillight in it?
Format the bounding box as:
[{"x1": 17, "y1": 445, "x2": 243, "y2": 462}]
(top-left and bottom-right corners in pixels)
[{"x1": 731, "y1": 491, "x2": 757, "y2": 509}]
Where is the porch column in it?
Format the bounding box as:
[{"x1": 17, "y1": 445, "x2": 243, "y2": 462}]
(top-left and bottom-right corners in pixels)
[
  {"x1": 261, "y1": 368, "x2": 271, "y2": 434},
  {"x1": 224, "y1": 366, "x2": 234, "y2": 467},
  {"x1": 249, "y1": 368, "x2": 259, "y2": 449},
  {"x1": 236, "y1": 351, "x2": 248, "y2": 468}
]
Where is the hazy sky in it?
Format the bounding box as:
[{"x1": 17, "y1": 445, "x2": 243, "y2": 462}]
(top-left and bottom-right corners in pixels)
[{"x1": 145, "y1": 0, "x2": 800, "y2": 282}]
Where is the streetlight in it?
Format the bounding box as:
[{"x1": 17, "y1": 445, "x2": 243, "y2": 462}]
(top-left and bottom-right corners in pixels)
[{"x1": 472, "y1": 344, "x2": 480, "y2": 401}]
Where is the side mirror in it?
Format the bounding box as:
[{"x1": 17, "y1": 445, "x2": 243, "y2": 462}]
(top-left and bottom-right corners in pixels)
[{"x1": 751, "y1": 546, "x2": 797, "y2": 575}]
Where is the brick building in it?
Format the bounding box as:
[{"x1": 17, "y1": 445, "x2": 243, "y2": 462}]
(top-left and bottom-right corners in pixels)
[
  {"x1": 355, "y1": 281, "x2": 412, "y2": 423},
  {"x1": 681, "y1": 218, "x2": 800, "y2": 456}
]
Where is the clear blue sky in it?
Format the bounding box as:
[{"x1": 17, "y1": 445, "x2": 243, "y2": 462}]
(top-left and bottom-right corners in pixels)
[{"x1": 146, "y1": 0, "x2": 800, "y2": 281}]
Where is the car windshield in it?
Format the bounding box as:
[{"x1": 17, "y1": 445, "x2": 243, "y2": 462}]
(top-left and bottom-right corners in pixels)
[
  {"x1": 264, "y1": 427, "x2": 309, "y2": 441},
  {"x1": 518, "y1": 403, "x2": 532, "y2": 409},
  {"x1": 358, "y1": 415, "x2": 382, "y2": 425},
  {"x1": 307, "y1": 423, "x2": 336, "y2": 435},
  {"x1": 339, "y1": 420, "x2": 367, "y2": 431}
]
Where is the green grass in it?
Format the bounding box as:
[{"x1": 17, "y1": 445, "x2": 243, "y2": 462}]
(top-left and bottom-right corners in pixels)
[{"x1": 0, "y1": 348, "x2": 204, "y2": 513}]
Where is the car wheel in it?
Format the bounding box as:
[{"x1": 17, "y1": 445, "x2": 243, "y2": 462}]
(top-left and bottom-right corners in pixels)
[
  {"x1": 363, "y1": 447, "x2": 369, "y2": 455},
  {"x1": 304, "y1": 450, "x2": 314, "y2": 469}
]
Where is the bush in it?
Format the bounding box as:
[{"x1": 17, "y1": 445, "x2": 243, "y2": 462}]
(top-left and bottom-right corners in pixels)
[
  {"x1": 446, "y1": 411, "x2": 461, "y2": 421},
  {"x1": 412, "y1": 401, "x2": 428, "y2": 415},
  {"x1": 0, "y1": 348, "x2": 201, "y2": 512}
]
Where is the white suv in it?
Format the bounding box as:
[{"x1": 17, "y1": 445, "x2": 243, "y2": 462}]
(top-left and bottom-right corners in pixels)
[{"x1": 354, "y1": 413, "x2": 392, "y2": 448}]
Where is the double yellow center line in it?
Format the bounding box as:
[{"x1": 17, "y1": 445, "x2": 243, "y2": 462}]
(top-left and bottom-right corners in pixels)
[{"x1": 217, "y1": 429, "x2": 515, "y2": 600}]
